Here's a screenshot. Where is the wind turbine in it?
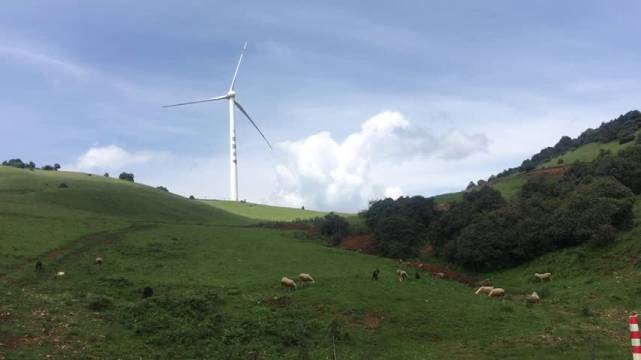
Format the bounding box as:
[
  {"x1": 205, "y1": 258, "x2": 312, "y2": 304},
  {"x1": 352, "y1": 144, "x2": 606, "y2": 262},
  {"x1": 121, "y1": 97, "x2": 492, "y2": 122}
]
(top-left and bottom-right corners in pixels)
[{"x1": 163, "y1": 42, "x2": 272, "y2": 201}]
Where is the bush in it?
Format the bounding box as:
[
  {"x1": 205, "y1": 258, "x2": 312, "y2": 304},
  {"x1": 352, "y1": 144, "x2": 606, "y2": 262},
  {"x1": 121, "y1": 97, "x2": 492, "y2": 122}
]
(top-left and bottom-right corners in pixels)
[
  {"x1": 315, "y1": 213, "x2": 350, "y2": 242},
  {"x1": 375, "y1": 215, "x2": 425, "y2": 258},
  {"x1": 156, "y1": 186, "x2": 169, "y2": 192},
  {"x1": 104, "y1": 172, "x2": 109, "y2": 177},
  {"x1": 189, "y1": 195, "x2": 195, "y2": 200},
  {"x1": 58, "y1": 183, "x2": 69, "y2": 188},
  {"x1": 119, "y1": 172, "x2": 135, "y2": 182}
]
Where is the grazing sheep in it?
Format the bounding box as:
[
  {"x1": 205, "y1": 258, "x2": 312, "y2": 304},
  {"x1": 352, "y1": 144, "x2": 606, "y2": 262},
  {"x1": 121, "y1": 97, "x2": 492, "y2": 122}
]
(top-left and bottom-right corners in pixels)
[
  {"x1": 397, "y1": 270, "x2": 408, "y2": 282},
  {"x1": 142, "y1": 286, "x2": 154, "y2": 299},
  {"x1": 372, "y1": 269, "x2": 380, "y2": 280},
  {"x1": 433, "y1": 272, "x2": 445, "y2": 278},
  {"x1": 56, "y1": 271, "x2": 65, "y2": 277},
  {"x1": 298, "y1": 273, "x2": 315, "y2": 284},
  {"x1": 415, "y1": 271, "x2": 421, "y2": 280},
  {"x1": 35, "y1": 260, "x2": 43, "y2": 272},
  {"x1": 280, "y1": 277, "x2": 297, "y2": 290},
  {"x1": 488, "y1": 288, "x2": 505, "y2": 298},
  {"x1": 95, "y1": 257, "x2": 103, "y2": 265},
  {"x1": 475, "y1": 286, "x2": 494, "y2": 295},
  {"x1": 525, "y1": 291, "x2": 540, "y2": 304},
  {"x1": 534, "y1": 272, "x2": 552, "y2": 281}
]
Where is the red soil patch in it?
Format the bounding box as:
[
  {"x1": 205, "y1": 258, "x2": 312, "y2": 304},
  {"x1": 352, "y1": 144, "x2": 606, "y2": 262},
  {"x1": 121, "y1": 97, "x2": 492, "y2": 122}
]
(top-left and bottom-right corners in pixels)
[
  {"x1": 363, "y1": 312, "x2": 382, "y2": 329},
  {"x1": 339, "y1": 234, "x2": 380, "y2": 255},
  {"x1": 403, "y1": 261, "x2": 476, "y2": 287}
]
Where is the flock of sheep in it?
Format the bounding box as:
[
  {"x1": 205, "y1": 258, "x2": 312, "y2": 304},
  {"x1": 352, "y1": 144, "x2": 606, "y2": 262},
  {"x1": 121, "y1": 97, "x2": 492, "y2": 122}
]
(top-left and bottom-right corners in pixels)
[
  {"x1": 475, "y1": 272, "x2": 552, "y2": 304},
  {"x1": 280, "y1": 273, "x2": 315, "y2": 290}
]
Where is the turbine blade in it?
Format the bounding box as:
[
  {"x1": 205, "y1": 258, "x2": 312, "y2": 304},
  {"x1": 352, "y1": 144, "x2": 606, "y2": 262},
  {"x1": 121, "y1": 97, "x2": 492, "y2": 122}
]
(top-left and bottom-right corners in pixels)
[
  {"x1": 229, "y1": 42, "x2": 248, "y2": 91},
  {"x1": 162, "y1": 95, "x2": 228, "y2": 108},
  {"x1": 234, "y1": 100, "x2": 272, "y2": 150}
]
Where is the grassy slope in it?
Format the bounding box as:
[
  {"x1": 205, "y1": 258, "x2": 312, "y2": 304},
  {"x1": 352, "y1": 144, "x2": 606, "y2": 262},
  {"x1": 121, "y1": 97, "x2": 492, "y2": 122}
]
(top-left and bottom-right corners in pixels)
[
  {"x1": 0, "y1": 165, "x2": 638, "y2": 358},
  {"x1": 201, "y1": 199, "x2": 329, "y2": 221},
  {"x1": 539, "y1": 140, "x2": 635, "y2": 168}
]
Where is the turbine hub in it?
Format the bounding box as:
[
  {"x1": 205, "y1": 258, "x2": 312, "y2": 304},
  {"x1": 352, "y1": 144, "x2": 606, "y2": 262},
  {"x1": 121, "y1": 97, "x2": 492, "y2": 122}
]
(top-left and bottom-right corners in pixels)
[{"x1": 227, "y1": 90, "x2": 236, "y2": 98}]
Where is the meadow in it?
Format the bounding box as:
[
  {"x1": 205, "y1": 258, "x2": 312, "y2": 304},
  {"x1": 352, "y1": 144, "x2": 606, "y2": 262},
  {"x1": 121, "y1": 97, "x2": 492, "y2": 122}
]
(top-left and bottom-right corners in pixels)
[{"x1": 1, "y1": 165, "x2": 638, "y2": 359}]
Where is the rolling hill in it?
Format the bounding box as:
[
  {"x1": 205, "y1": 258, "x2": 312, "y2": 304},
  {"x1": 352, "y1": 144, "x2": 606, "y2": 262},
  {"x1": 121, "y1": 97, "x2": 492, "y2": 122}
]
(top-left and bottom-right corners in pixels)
[{"x1": 1, "y1": 163, "x2": 639, "y2": 358}]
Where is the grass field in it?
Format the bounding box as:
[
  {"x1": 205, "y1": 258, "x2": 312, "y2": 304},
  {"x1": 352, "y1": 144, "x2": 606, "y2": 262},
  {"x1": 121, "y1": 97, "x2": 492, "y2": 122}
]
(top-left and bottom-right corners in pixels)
[
  {"x1": 1, "y1": 165, "x2": 638, "y2": 358},
  {"x1": 201, "y1": 199, "x2": 330, "y2": 221},
  {"x1": 539, "y1": 139, "x2": 637, "y2": 169}
]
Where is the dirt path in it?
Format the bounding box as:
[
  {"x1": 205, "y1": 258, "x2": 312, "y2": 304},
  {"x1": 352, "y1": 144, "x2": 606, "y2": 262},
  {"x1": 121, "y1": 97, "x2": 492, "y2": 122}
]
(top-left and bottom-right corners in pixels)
[{"x1": 0, "y1": 223, "x2": 156, "y2": 283}]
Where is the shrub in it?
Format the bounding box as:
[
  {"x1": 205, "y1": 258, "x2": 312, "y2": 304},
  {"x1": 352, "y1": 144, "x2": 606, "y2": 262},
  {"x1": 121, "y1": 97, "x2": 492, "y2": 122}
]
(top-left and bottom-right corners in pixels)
[
  {"x1": 119, "y1": 172, "x2": 135, "y2": 182},
  {"x1": 375, "y1": 215, "x2": 426, "y2": 258},
  {"x1": 104, "y1": 172, "x2": 109, "y2": 177},
  {"x1": 156, "y1": 186, "x2": 169, "y2": 192},
  {"x1": 189, "y1": 195, "x2": 195, "y2": 200},
  {"x1": 58, "y1": 183, "x2": 69, "y2": 188}
]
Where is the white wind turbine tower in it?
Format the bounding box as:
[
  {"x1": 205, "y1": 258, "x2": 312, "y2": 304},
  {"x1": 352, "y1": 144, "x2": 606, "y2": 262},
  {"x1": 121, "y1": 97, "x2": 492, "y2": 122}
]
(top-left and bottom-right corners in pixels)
[{"x1": 163, "y1": 42, "x2": 272, "y2": 201}]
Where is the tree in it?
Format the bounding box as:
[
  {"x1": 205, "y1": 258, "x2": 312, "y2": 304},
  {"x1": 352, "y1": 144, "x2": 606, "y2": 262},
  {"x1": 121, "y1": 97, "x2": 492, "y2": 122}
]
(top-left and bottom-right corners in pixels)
[
  {"x1": 374, "y1": 215, "x2": 425, "y2": 259},
  {"x1": 104, "y1": 173, "x2": 109, "y2": 177},
  {"x1": 156, "y1": 186, "x2": 169, "y2": 192},
  {"x1": 54, "y1": 163, "x2": 60, "y2": 170},
  {"x1": 119, "y1": 172, "x2": 135, "y2": 182}
]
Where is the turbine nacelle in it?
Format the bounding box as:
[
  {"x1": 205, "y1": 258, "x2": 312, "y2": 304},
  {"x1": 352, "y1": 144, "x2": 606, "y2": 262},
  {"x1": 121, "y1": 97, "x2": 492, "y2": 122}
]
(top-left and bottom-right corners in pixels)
[{"x1": 226, "y1": 90, "x2": 236, "y2": 98}]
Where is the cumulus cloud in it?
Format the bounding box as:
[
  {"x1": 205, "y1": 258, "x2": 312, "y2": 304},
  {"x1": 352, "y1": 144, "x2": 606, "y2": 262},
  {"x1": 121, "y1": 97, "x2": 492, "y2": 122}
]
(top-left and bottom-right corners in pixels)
[
  {"x1": 73, "y1": 145, "x2": 156, "y2": 171},
  {"x1": 272, "y1": 111, "x2": 487, "y2": 211}
]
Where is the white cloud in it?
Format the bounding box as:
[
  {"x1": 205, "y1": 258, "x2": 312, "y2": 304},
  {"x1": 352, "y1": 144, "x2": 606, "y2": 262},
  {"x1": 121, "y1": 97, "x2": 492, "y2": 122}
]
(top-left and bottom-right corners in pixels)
[
  {"x1": 73, "y1": 145, "x2": 156, "y2": 171},
  {"x1": 0, "y1": 43, "x2": 89, "y2": 79},
  {"x1": 272, "y1": 111, "x2": 487, "y2": 211}
]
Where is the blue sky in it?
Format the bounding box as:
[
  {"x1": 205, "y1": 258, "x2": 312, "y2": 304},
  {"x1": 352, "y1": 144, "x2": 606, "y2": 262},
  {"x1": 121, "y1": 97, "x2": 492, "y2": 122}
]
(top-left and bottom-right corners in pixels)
[{"x1": 2, "y1": 1, "x2": 640, "y2": 211}]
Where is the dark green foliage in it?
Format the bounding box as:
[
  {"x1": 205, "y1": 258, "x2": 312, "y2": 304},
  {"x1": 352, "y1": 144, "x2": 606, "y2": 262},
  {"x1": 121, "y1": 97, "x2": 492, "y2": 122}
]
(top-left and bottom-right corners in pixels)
[
  {"x1": 189, "y1": 195, "x2": 195, "y2": 200},
  {"x1": 58, "y1": 183, "x2": 68, "y2": 188},
  {"x1": 315, "y1": 213, "x2": 350, "y2": 240},
  {"x1": 119, "y1": 172, "x2": 135, "y2": 182},
  {"x1": 156, "y1": 186, "x2": 169, "y2": 192},
  {"x1": 87, "y1": 294, "x2": 114, "y2": 311},
  {"x1": 42, "y1": 165, "x2": 57, "y2": 171},
  {"x1": 375, "y1": 215, "x2": 426, "y2": 258},
  {"x1": 2, "y1": 158, "x2": 36, "y2": 169}
]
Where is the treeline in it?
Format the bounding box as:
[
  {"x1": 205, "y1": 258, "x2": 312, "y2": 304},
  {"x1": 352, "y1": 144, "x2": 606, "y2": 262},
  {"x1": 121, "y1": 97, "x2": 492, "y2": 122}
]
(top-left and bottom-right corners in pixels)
[
  {"x1": 2, "y1": 158, "x2": 60, "y2": 171},
  {"x1": 361, "y1": 145, "x2": 641, "y2": 271},
  {"x1": 498, "y1": 110, "x2": 641, "y2": 176}
]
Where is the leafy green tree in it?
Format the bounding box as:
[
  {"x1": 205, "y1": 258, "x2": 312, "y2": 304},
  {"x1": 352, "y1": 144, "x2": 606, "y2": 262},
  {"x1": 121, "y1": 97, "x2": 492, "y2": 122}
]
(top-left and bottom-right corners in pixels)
[{"x1": 119, "y1": 172, "x2": 135, "y2": 182}]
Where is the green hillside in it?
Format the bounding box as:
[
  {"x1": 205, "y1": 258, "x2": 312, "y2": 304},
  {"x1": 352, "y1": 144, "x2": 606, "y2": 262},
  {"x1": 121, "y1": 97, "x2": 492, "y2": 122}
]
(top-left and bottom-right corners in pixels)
[
  {"x1": 1, "y1": 165, "x2": 638, "y2": 358},
  {"x1": 202, "y1": 199, "x2": 330, "y2": 221},
  {"x1": 539, "y1": 139, "x2": 636, "y2": 168}
]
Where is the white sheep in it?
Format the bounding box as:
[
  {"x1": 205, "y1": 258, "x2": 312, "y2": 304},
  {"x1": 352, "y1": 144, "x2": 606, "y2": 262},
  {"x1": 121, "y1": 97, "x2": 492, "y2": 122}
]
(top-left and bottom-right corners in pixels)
[
  {"x1": 56, "y1": 271, "x2": 65, "y2": 277},
  {"x1": 397, "y1": 269, "x2": 408, "y2": 282},
  {"x1": 525, "y1": 291, "x2": 540, "y2": 304},
  {"x1": 298, "y1": 273, "x2": 315, "y2": 284},
  {"x1": 488, "y1": 288, "x2": 505, "y2": 298},
  {"x1": 280, "y1": 276, "x2": 297, "y2": 290},
  {"x1": 534, "y1": 272, "x2": 552, "y2": 281},
  {"x1": 432, "y1": 272, "x2": 445, "y2": 278},
  {"x1": 475, "y1": 286, "x2": 494, "y2": 295},
  {"x1": 95, "y1": 257, "x2": 103, "y2": 265}
]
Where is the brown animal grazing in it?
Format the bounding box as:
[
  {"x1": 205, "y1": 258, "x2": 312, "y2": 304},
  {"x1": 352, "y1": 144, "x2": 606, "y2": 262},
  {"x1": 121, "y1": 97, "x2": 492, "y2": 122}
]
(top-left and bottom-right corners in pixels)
[
  {"x1": 142, "y1": 286, "x2": 154, "y2": 298},
  {"x1": 488, "y1": 288, "x2": 505, "y2": 298},
  {"x1": 525, "y1": 292, "x2": 540, "y2": 304},
  {"x1": 298, "y1": 273, "x2": 315, "y2": 284},
  {"x1": 475, "y1": 286, "x2": 494, "y2": 295},
  {"x1": 95, "y1": 257, "x2": 103, "y2": 265},
  {"x1": 372, "y1": 269, "x2": 380, "y2": 280},
  {"x1": 534, "y1": 272, "x2": 552, "y2": 281},
  {"x1": 35, "y1": 260, "x2": 43, "y2": 272},
  {"x1": 280, "y1": 277, "x2": 297, "y2": 290}
]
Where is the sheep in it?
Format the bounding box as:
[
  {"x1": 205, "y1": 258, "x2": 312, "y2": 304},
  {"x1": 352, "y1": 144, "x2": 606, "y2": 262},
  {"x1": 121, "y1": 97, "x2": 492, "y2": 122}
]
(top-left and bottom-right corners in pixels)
[
  {"x1": 56, "y1": 271, "x2": 65, "y2": 277},
  {"x1": 95, "y1": 257, "x2": 103, "y2": 265},
  {"x1": 525, "y1": 291, "x2": 540, "y2": 304},
  {"x1": 397, "y1": 269, "x2": 408, "y2": 282},
  {"x1": 280, "y1": 277, "x2": 297, "y2": 290},
  {"x1": 534, "y1": 272, "x2": 552, "y2": 281},
  {"x1": 432, "y1": 272, "x2": 445, "y2": 278},
  {"x1": 488, "y1": 288, "x2": 505, "y2": 298},
  {"x1": 142, "y1": 286, "x2": 154, "y2": 299},
  {"x1": 475, "y1": 286, "x2": 494, "y2": 295},
  {"x1": 35, "y1": 260, "x2": 43, "y2": 272},
  {"x1": 298, "y1": 273, "x2": 315, "y2": 284},
  {"x1": 372, "y1": 269, "x2": 380, "y2": 280}
]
